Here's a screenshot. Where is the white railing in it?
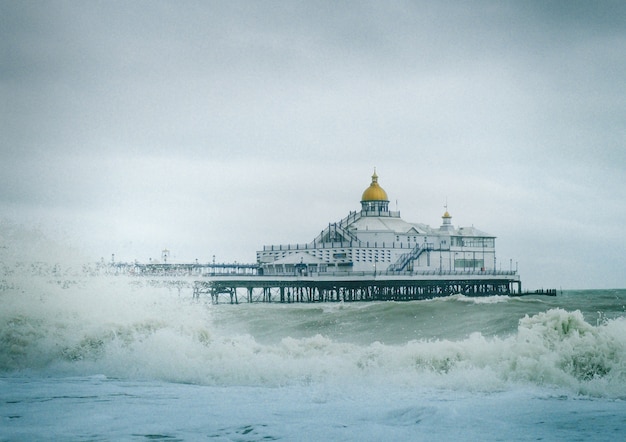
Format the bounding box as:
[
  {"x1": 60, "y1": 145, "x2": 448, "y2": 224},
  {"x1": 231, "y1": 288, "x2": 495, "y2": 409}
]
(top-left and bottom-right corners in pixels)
[
  {"x1": 261, "y1": 241, "x2": 436, "y2": 252},
  {"x1": 255, "y1": 268, "x2": 518, "y2": 277}
]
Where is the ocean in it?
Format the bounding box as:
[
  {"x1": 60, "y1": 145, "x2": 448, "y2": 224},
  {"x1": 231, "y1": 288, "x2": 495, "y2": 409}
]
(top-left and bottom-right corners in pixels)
[{"x1": 1, "y1": 258, "x2": 625, "y2": 440}]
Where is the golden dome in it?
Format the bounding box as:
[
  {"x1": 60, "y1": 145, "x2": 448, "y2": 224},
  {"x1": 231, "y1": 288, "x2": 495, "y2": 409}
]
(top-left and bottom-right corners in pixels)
[
  {"x1": 361, "y1": 170, "x2": 389, "y2": 202},
  {"x1": 442, "y1": 211, "x2": 451, "y2": 218}
]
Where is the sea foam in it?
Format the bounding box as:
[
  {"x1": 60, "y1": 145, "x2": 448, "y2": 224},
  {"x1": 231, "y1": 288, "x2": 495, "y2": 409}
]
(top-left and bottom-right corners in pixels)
[{"x1": 1, "y1": 268, "x2": 625, "y2": 399}]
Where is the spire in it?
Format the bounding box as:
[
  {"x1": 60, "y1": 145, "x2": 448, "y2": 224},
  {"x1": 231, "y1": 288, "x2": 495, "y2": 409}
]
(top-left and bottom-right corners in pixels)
[
  {"x1": 441, "y1": 201, "x2": 453, "y2": 231},
  {"x1": 442, "y1": 201, "x2": 451, "y2": 219},
  {"x1": 361, "y1": 168, "x2": 388, "y2": 202}
]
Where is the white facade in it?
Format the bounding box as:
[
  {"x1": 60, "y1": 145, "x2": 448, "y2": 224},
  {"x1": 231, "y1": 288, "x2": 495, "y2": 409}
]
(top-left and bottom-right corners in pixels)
[{"x1": 257, "y1": 172, "x2": 497, "y2": 276}]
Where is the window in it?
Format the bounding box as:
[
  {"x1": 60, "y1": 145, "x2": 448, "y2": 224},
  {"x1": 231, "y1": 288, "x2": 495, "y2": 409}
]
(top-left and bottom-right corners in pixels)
[
  {"x1": 454, "y1": 259, "x2": 484, "y2": 269},
  {"x1": 452, "y1": 237, "x2": 494, "y2": 248}
]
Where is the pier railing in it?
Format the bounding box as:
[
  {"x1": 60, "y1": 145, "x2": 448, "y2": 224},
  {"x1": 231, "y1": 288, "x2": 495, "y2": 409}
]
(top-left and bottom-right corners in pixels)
[
  {"x1": 100, "y1": 262, "x2": 258, "y2": 277},
  {"x1": 246, "y1": 269, "x2": 518, "y2": 278},
  {"x1": 99, "y1": 262, "x2": 518, "y2": 279},
  {"x1": 261, "y1": 240, "x2": 437, "y2": 252}
]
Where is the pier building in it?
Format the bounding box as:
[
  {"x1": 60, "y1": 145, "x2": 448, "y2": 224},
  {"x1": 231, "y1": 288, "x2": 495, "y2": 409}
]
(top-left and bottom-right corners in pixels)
[
  {"x1": 257, "y1": 170, "x2": 499, "y2": 277},
  {"x1": 193, "y1": 170, "x2": 522, "y2": 302},
  {"x1": 106, "y1": 171, "x2": 530, "y2": 302}
]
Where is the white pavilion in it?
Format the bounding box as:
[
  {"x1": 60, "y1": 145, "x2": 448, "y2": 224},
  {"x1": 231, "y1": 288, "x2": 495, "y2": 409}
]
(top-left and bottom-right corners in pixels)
[{"x1": 257, "y1": 170, "x2": 497, "y2": 277}]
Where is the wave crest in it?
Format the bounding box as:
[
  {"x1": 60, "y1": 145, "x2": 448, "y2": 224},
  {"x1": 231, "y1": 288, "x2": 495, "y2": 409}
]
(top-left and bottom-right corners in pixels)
[{"x1": 1, "y1": 274, "x2": 625, "y2": 398}]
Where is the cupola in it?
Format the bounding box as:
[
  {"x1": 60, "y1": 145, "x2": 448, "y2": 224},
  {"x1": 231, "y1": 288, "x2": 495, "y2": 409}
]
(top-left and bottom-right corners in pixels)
[
  {"x1": 361, "y1": 169, "x2": 390, "y2": 214},
  {"x1": 440, "y1": 206, "x2": 454, "y2": 231}
]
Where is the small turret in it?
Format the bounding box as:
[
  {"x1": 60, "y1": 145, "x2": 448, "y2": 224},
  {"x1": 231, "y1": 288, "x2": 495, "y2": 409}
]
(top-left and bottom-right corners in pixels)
[{"x1": 440, "y1": 204, "x2": 454, "y2": 232}]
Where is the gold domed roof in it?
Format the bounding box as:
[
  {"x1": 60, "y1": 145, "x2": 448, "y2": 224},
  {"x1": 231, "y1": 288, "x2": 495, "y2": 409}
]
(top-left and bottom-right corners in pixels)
[
  {"x1": 361, "y1": 170, "x2": 389, "y2": 202},
  {"x1": 442, "y1": 211, "x2": 451, "y2": 218}
]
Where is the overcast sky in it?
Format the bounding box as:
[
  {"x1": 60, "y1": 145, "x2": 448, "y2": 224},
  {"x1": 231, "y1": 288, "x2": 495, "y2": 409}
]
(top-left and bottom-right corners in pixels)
[{"x1": 2, "y1": 1, "x2": 625, "y2": 289}]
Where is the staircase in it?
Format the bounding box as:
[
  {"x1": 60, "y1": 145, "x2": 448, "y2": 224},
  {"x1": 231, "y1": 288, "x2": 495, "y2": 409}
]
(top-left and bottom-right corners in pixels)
[
  {"x1": 389, "y1": 244, "x2": 432, "y2": 272},
  {"x1": 313, "y1": 211, "x2": 362, "y2": 244}
]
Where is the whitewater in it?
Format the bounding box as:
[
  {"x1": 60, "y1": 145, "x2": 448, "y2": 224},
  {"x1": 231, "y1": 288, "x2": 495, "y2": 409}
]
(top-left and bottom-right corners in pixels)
[{"x1": 1, "y1": 232, "x2": 625, "y2": 440}]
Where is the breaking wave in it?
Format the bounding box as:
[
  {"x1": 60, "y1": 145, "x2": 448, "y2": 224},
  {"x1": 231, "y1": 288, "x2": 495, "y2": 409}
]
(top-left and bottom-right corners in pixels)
[{"x1": 1, "y1": 270, "x2": 625, "y2": 399}]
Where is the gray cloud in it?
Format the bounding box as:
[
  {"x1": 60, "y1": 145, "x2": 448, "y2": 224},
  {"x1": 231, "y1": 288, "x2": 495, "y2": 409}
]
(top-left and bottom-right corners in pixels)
[{"x1": 2, "y1": 1, "x2": 625, "y2": 289}]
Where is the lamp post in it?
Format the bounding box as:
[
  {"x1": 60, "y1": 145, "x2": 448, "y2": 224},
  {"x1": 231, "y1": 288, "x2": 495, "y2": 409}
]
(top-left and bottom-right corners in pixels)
[{"x1": 482, "y1": 239, "x2": 485, "y2": 271}]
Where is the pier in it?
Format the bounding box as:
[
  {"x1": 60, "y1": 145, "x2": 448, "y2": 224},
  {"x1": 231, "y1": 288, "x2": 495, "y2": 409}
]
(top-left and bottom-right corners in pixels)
[
  {"x1": 102, "y1": 261, "x2": 258, "y2": 277},
  {"x1": 98, "y1": 261, "x2": 557, "y2": 303},
  {"x1": 102, "y1": 170, "x2": 546, "y2": 304},
  {"x1": 192, "y1": 271, "x2": 522, "y2": 304}
]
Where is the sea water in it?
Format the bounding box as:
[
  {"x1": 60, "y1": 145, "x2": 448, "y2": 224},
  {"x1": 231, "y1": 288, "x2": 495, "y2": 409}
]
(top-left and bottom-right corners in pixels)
[{"x1": 1, "y1": 243, "x2": 625, "y2": 439}]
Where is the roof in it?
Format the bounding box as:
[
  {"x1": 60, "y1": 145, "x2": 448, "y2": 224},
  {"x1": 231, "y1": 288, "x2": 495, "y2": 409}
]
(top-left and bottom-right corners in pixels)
[
  {"x1": 347, "y1": 214, "x2": 493, "y2": 237},
  {"x1": 456, "y1": 226, "x2": 494, "y2": 237},
  {"x1": 361, "y1": 170, "x2": 389, "y2": 202},
  {"x1": 349, "y1": 216, "x2": 433, "y2": 235}
]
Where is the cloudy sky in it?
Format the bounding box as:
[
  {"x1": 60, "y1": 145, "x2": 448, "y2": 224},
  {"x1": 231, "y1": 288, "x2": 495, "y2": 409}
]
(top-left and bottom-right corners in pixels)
[{"x1": 2, "y1": 1, "x2": 625, "y2": 289}]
